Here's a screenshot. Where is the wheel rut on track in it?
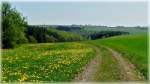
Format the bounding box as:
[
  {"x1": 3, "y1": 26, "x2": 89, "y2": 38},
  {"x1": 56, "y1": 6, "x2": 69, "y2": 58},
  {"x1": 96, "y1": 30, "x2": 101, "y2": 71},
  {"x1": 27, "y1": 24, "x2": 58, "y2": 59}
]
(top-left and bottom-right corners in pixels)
[
  {"x1": 73, "y1": 45, "x2": 101, "y2": 82},
  {"x1": 73, "y1": 44, "x2": 145, "y2": 82},
  {"x1": 105, "y1": 47, "x2": 145, "y2": 81}
]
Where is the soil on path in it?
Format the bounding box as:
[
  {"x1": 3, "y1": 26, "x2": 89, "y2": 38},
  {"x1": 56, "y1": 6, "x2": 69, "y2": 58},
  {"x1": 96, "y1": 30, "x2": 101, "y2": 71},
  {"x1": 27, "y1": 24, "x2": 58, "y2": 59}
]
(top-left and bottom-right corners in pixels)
[{"x1": 73, "y1": 46, "x2": 102, "y2": 82}]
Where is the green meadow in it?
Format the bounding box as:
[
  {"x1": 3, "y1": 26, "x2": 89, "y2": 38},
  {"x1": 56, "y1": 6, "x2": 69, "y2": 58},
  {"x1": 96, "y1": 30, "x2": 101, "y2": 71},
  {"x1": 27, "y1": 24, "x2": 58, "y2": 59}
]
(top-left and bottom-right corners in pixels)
[
  {"x1": 2, "y1": 34, "x2": 148, "y2": 82},
  {"x1": 2, "y1": 42, "x2": 95, "y2": 82}
]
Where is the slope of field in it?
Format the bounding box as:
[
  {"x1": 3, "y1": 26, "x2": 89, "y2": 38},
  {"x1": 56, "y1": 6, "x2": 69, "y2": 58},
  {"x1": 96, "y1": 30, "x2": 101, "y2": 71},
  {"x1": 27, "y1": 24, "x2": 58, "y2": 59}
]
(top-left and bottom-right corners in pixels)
[
  {"x1": 2, "y1": 42, "x2": 95, "y2": 82},
  {"x1": 91, "y1": 34, "x2": 148, "y2": 79},
  {"x1": 47, "y1": 28, "x2": 85, "y2": 41}
]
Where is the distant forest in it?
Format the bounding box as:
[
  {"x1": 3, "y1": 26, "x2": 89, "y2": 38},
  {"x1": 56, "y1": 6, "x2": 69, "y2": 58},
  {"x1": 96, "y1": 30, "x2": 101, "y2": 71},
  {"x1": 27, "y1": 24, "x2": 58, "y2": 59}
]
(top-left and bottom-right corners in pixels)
[{"x1": 28, "y1": 25, "x2": 130, "y2": 40}]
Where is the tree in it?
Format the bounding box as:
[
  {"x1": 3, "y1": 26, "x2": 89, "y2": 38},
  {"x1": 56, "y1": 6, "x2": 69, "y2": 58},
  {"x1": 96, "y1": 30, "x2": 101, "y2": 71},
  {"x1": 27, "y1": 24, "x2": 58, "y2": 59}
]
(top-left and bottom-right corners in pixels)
[{"x1": 2, "y1": 2, "x2": 28, "y2": 48}]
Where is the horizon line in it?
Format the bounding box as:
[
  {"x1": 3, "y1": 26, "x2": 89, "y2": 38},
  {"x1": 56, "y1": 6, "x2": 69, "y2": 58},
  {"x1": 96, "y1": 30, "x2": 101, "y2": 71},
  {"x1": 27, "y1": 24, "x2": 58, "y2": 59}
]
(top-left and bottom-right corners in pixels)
[{"x1": 28, "y1": 24, "x2": 148, "y2": 27}]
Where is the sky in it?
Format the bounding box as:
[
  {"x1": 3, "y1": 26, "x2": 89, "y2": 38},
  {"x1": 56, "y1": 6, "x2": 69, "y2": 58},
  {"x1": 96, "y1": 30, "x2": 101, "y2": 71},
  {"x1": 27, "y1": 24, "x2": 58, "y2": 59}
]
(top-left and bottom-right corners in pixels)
[{"x1": 10, "y1": 1, "x2": 148, "y2": 26}]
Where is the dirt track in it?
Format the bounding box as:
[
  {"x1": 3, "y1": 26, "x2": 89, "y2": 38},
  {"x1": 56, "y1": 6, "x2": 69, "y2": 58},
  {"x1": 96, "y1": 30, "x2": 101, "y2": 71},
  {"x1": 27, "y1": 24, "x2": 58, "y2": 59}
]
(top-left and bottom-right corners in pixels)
[
  {"x1": 106, "y1": 47, "x2": 145, "y2": 81},
  {"x1": 73, "y1": 45, "x2": 145, "y2": 82},
  {"x1": 73, "y1": 46, "x2": 101, "y2": 82}
]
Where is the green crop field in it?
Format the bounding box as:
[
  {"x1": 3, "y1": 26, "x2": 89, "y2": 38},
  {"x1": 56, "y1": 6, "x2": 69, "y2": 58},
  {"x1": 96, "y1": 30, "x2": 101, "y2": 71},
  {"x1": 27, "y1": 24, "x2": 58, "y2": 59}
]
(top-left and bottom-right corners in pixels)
[
  {"x1": 2, "y1": 42, "x2": 95, "y2": 82},
  {"x1": 90, "y1": 34, "x2": 148, "y2": 79}
]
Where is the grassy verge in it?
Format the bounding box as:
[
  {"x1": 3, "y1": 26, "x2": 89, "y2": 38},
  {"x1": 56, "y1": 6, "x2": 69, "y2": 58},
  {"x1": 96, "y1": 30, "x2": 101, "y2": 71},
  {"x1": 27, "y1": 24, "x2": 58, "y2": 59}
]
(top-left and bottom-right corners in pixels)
[{"x1": 2, "y1": 42, "x2": 95, "y2": 82}]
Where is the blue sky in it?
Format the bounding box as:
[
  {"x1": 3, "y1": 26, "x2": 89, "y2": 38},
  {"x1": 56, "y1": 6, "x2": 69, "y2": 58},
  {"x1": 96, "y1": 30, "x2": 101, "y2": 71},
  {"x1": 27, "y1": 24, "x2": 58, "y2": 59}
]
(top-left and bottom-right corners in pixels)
[{"x1": 11, "y1": 2, "x2": 148, "y2": 26}]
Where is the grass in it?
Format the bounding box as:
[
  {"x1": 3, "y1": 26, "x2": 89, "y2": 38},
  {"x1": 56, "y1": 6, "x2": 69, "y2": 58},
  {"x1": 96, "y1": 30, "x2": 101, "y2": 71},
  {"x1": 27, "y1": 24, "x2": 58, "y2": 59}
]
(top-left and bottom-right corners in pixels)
[
  {"x1": 2, "y1": 33, "x2": 148, "y2": 82},
  {"x1": 2, "y1": 42, "x2": 95, "y2": 82},
  {"x1": 91, "y1": 34, "x2": 148, "y2": 79}
]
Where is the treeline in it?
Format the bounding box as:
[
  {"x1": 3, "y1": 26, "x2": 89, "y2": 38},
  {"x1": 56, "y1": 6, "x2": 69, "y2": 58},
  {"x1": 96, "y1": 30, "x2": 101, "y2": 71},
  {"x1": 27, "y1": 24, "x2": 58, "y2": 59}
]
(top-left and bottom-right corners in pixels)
[
  {"x1": 56, "y1": 25, "x2": 82, "y2": 32},
  {"x1": 26, "y1": 26, "x2": 84, "y2": 43},
  {"x1": 52, "y1": 25, "x2": 129, "y2": 40},
  {"x1": 90, "y1": 31, "x2": 129, "y2": 40}
]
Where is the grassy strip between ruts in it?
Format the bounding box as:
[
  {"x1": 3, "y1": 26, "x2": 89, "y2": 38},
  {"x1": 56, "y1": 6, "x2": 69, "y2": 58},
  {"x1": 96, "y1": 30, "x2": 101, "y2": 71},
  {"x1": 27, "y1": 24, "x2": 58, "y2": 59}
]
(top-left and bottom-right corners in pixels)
[
  {"x1": 94, "y1": 47, "x2": 124, "y2": 81},
  {"x1": 85, "y1": 42, "x2": 124, "y2": 82}
]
